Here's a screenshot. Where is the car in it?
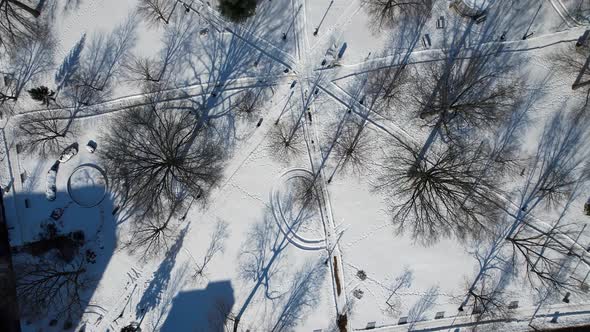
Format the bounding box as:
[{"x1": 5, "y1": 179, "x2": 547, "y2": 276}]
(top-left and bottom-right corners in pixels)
[
  {"x1": 86, "y1": 140, "x2": 97, "y2": 153},
  {"x1": 46, "y1": 168, "x2": 57, "y2": 201},
  {"x1": 59, "y1": 143, "x2": 79, "y2": 163}
]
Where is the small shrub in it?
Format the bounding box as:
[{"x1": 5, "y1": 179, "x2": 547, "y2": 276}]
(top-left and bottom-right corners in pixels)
[{"x1": 356, "y1": 270, "x2": 367, "y2": 280}]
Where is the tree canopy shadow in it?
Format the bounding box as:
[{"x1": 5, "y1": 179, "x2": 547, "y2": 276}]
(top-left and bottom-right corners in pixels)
[{"x1": 135, "y1": 224, "x2": 189, "y2": 320}]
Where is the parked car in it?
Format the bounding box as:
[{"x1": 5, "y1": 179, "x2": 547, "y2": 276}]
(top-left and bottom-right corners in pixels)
[
  {"x1": 86, "y1": 140, "x2": 97, "y2": 153},
  {"x1": 45, "y1": 162, "x2": 59, "y2": 201},
  {"x1": 46, "y1": 168, "x2": 57, "y2": 201},
  {"x1": 59, "y1": 143, "x2": 78, "y2": 163}
]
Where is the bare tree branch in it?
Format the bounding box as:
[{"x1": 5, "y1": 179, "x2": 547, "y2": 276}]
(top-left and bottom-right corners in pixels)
[
  {"x1": 362, "y1": 0, "x2": 434, "y2": 32},
  {"x1": 374, "y1": 140, "x2": 499, "y2": 244},
  {"x1": 101, "y1": 96, "x2": 225, "y2": 221},
  {"x1": 15, "y1": 255, "x2": 91, "y2": 320},
  {"x1": 194, "y1": 219, "x2": 230, "y2": 279}
]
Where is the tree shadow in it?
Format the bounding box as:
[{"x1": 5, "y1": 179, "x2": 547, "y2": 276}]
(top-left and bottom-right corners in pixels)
[
  {"x1": 235, "y1": 182, "x2": 321, "y2": 330},
  {"x1": 268, "y1": 259, "x2": 327, "y2": 332},
  {"x1": 149, "y1": 14, "x2": 285, "y2": 150},
  {"x1": 409, "y1": 6, "x2": 524, "y2": 151},
  {"x1": 135, "y1": 224, "x2": 189, "y2": 320},
  {"x1": 61, "y1": 13, "x2": 138, "y2": 107},
  {"x1": 321, "y1": 13, "x2": 429, "y2": 180},
  {"x1": 459, "y1": 101, "x2": 590, "y2": 316},
  {"x1": 54, "y1": 33, "x2": 86, "y2": 94},
  {"x1": 181, "y1": 8, "x2": 288, "y2": 88},
  {"x1": 62, "y1": 0, "x2": 84, "y2": 14},
  {"x1": 17, "y1": 14, "x2": 138, "y2": 157},
  {"x1": 213, "y1": 0, "x2": 299, "y2": 63},
  {"x1": 407, "y1": 285, "x2": 439, "y2": 330},
  {"x1": 0, "y1": 21, "x2": 55, "y2": 116},
  {"x1": 384, "y1": 266, "x2": 414, "y2": 317},
  {"x1": 461, "y1": 217, "x2": 516, "y2": 320}
]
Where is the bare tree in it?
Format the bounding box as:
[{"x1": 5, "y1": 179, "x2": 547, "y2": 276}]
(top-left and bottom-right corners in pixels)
[
  {"x1": 0, "y1": 23, "x2": 54, "y2": 113},
  {"x1": 328, "y1": 49, "x2": 412, "y2": 181},
  {"x1": 466, "y1": 271, "x2": 514, "y2": 331},
  {"x1": 549, "y1": 44, "x2": 587, "y2": 77},
  {"x1": 519, "y1": 109, "x2": 590, "y2": 213},
  {"x1": 508, "y1": 223, "x2": 581, "y2": 294},
  {"x1": 508, "y1": 181, "x2": 590, "y2": 297},
  {"x1": 234, "y1": 89, "x2": 262, "y2": 122},
  {"x1": 137, "y1": 0, "x2": 178, "y2": 26},
  {"x1": 194, "y1": 219, "x2": 230, "y2": 279},
  {"x1": 17, "y1": 16, "x2": 137, "y2": 155},
  {"x1": 330, "y1": 117, "x2": 375, "y2": 176},
  {"x1": 548, "y1": 42, "x2": 590, "y2": 91},
  {"x1": 126, "y1": 205, "x2": 180, "y2": 257},
  {"x1": 267, "y1": 118, "x2": 305, "y2": 162},
  {"x1": 362, "y1": 0, "x2": 434, "y2": 31},
  {"x1": 374, "y1": 140, "x2": 499, "y2": 244},
  {"x1": 290, "y1": 175, "x2": 322, "y2": 211},
  {"x1": 235, "y1": 214, "x2": 287, "y2": 330},
  {"x1": 570, "y1": 0, "x2": 590, "y2": 23},
  {"x1": 64, "y1": 14, "x2": 138, "y2": 106},
  {"x1": 124, "y1": 13, "x2": 196, "y2": 84},
  {"x1": 463, "y1": 234, "x2": 515, "y2": 322},
  {"x1": 238, "y1": 213, "x2": 288, "y2": 299},
  {"x1": 0, "y1": 0, "x2": 41, "y2": 49},
  {"x1": 267, "y1": 78, "x2": 323, "y2": 162},
  {"x1": 384, "y1": 266, "x2": 413, "y2": 316},
  {"x1": 365, "y1": 64, "x2": 409, "y2": 111},
  {"x1": 459, "y1": 108, "x2": 590, "y2": 311},
  {"x1": 101, "y1": 97, "x2": 225, "y2": 221},
  {"x1": 412, "y1": 52, "x2": 518, "y2": 146},
  {"x1": 460, "y1": 218, "x2": 512, "y2": 312},
  {"x1": 15, "y1": 254, "x2": 91, "y2": 320},
  {"x1": 16, "y1": 109, "x2": 76, "y2": 155}
]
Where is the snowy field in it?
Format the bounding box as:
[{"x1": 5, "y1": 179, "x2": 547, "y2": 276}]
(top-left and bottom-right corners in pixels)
[{"x1": 2, "y1": 0, "x2": 590, "y2": 331}]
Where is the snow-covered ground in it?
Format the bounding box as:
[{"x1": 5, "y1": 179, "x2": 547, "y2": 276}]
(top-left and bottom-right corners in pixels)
[{"x1": 2, "y1": 0, "x2": 590, "y2": 331}]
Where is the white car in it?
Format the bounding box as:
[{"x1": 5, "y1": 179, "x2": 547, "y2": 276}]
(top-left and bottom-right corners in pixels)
[
  {"x1": 59, "y1": 144, "x2": 78, "y2": 163},
  {"x1": 46, "y1": 168, "x2": 57, "y2": 201}
]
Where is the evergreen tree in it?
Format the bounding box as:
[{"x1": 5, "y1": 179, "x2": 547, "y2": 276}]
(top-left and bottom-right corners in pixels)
[
  {"x1": 27, "y1": 86, "x2": 55, "y2": 106},
  {"x1": 218, "y1": 0, "x2": 257, "y2": 22}
]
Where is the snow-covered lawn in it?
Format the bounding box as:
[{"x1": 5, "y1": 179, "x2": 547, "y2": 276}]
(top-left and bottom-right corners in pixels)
[{"x1": 2, "y1": 0, "x2": 590, "y2": 331}]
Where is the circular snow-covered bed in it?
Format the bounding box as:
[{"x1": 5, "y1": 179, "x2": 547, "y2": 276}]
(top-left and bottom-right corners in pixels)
[
  {"x1": 270, "y1": 168, "x2": 326, "y2": 250},
  {"x1": 67, "y1": 164, "x2": 108, "y2": 208}
]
